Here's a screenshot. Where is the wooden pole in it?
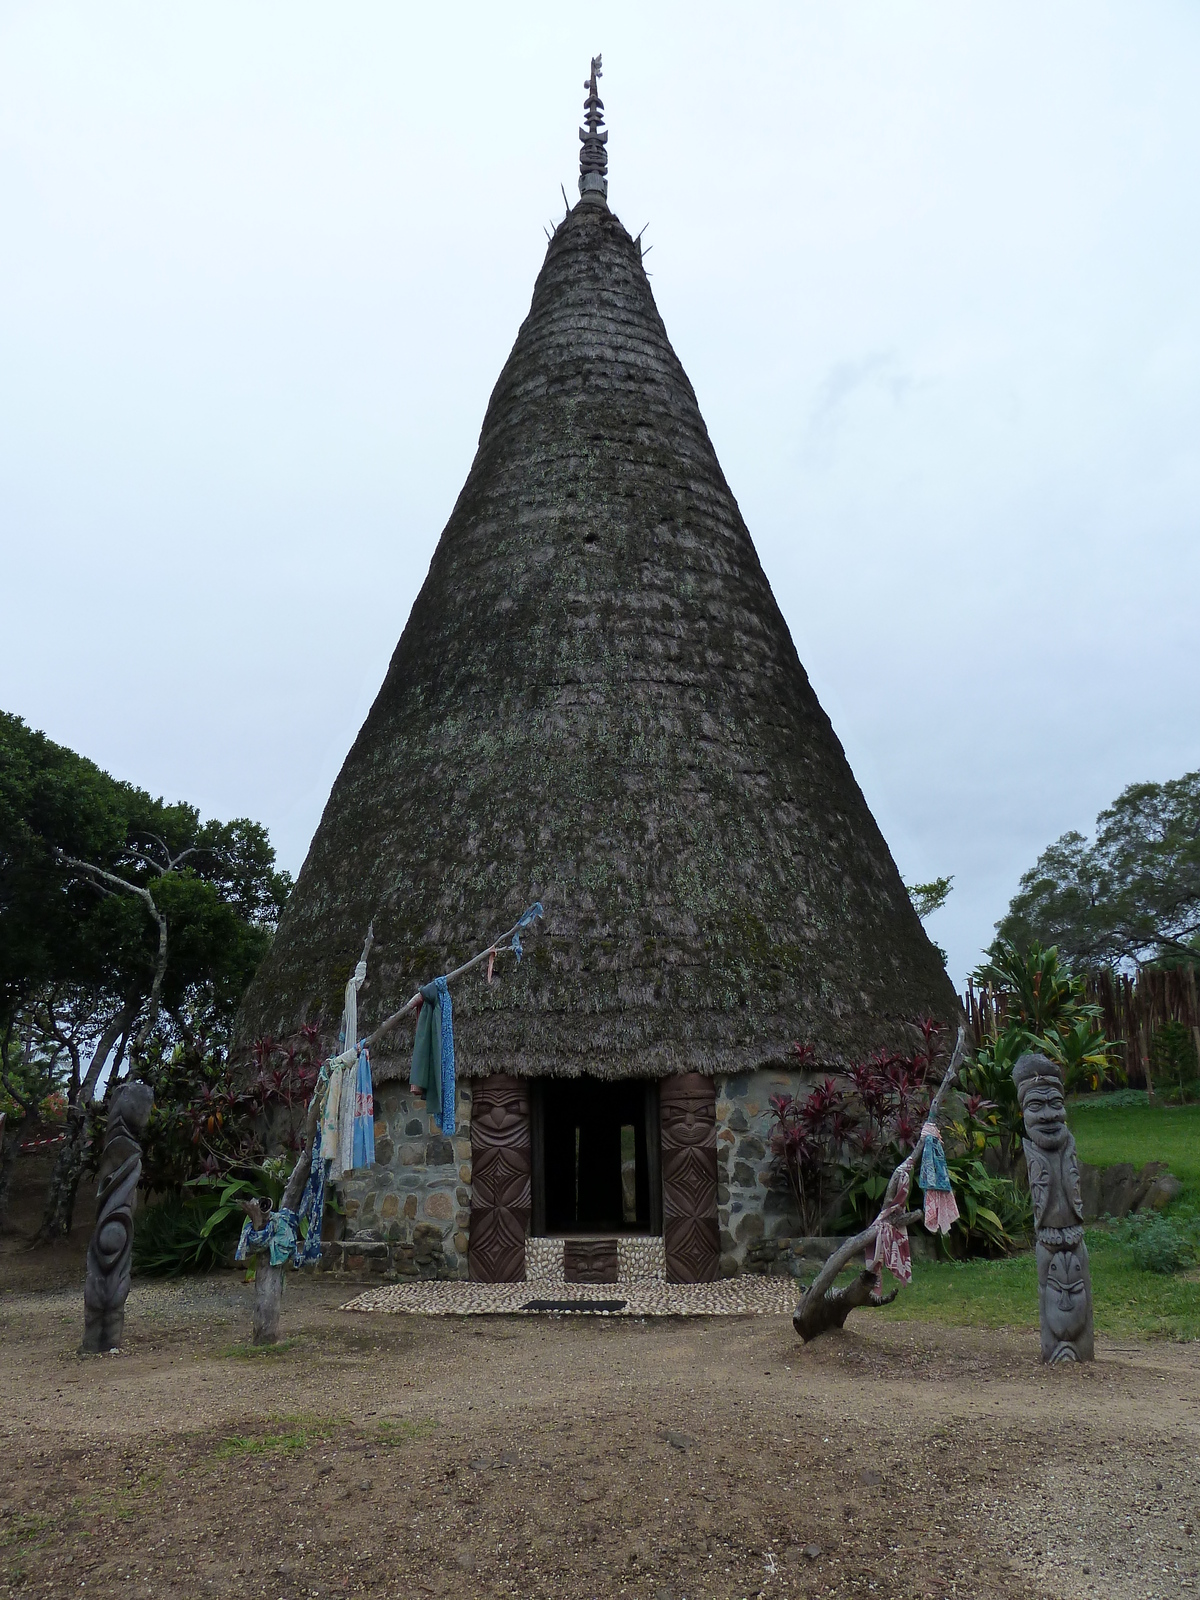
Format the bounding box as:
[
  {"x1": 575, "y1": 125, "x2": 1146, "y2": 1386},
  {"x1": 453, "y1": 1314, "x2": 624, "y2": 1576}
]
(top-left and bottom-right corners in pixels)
[
  {"x1": 247, "y1": 907, "x2": 541, "y2": 1343},
  {"x1": 793, "y1": 1027, "x2": 966, "y2": 1342}
]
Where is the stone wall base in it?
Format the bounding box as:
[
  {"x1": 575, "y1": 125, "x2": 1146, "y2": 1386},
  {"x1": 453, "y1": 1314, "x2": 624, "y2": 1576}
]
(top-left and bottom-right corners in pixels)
[{"x1": 314, "y1": 1234, "x2": 464, "y2": 1280}]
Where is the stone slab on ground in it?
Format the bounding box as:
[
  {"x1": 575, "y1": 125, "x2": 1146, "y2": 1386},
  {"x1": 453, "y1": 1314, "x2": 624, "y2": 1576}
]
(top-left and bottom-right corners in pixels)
[{"x1": 342, "y1": 1275, "x2": 798, "y2": 1316}]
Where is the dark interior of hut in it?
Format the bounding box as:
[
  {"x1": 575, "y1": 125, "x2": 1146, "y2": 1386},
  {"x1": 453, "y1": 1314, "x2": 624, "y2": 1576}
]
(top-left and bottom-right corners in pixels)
[{"x1": 534, "y1": 1077, "x2": 659, "y2": 1235}]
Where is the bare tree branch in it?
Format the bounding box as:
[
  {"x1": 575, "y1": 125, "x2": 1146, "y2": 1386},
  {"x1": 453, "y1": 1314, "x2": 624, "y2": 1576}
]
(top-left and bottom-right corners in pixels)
[
  {"x1": 57, "y1": 854, "x2": 169, "y2": 1061},
  {"x1": 796, "y1": 1026, "x2": 966, "y2": 1322}
]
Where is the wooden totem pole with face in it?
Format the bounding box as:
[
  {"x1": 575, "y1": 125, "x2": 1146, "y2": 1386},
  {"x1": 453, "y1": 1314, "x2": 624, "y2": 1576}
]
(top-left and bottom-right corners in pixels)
[
  {"x1": 81, "y1": 1081, "x2": 154, "y2": 1353},
  {"x1": 1013, "y1": 1052, "x2": 1094, "y2": 1363}
]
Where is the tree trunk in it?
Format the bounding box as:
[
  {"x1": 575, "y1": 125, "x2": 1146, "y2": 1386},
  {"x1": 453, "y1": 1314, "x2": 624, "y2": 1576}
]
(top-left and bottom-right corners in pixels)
[
  {"x1": 0, "y1": 1117, "x2": 25, "y2": 1232},
  {"x1": 792, "y1": 1269, "x2": 898, "y2": 1342},
  {"x1": 252, "y1": 1256, "x2": 285, "y2": 1345},
  {"x1": 37, "y1": 1002, "x2": 137, "y2": 1246},
  {"x1": 37, "y1": 1109, "x2": 90, "y2": 1242}
]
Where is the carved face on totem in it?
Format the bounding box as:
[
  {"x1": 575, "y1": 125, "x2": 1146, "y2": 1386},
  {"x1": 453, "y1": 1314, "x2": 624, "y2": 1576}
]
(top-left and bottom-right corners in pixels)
[
  {"x1": 1013, "y1": 1053, "x2": 1068, "y2": 1150},
  {"x1": 1042, "y1": 1247, "x2": 1091, "y2": 1362}
]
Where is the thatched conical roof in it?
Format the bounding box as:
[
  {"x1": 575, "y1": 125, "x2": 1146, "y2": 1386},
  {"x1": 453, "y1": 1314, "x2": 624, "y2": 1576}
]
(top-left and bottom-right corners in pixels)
[{"x1": 239, "y1": 191, "x2": 958, "y2": 1079}]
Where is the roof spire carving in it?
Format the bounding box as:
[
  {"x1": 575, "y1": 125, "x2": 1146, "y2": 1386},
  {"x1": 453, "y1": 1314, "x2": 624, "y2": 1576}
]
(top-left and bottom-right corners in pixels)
[{"x1": 578, "y1": 54, "x2": 608, "y2": 205}]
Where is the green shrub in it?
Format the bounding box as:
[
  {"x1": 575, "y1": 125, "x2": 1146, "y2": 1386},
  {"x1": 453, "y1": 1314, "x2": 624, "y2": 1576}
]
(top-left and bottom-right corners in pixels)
[
  {"x1": 1108, "y1": 1207, "x2": 1200, "y2": 1274},
  {"x1": 938, "y1": 1157, "x2": 1032, "y2": 1259},
  {"x1": 132, "y1": 1194, "x2": 242, "y2": 1276},
  {"x1": 1079, "y1": 1089, "x2": 1151, "y2": 1110}
]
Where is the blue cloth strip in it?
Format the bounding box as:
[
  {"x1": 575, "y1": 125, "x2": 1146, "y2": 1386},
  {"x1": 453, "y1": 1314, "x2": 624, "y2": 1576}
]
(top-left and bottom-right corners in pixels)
[
  {"x1": 435, "y1": 976, "x2": 455, "y2": 1136},
  {"x1": 919, "y1": 1127, "x2": 953, "y2": 1194}
]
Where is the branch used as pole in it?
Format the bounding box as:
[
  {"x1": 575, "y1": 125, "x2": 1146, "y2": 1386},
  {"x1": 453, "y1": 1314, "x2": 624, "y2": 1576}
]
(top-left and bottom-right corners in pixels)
[
  {"x1": 796, "y1": 1025, "x2": 966, "y2": 1319},
  {"x1": 276, "y1": 907, "x2": 541, "y2": 1217},
  {"x1": 246, "y1": 907, "x2": 541, "y2": 1343},
  {"x1": 358, "y1": 910, "x2": 538, "y2": 1056}
]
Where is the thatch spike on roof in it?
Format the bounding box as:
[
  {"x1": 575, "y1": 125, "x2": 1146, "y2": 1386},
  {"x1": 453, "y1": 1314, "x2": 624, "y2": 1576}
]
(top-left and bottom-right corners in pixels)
[
  {"x1": 238, "y1": 192, "x2": 959, "y2": 1082},
  {"x1": 578, "y1": 54, "x2": 608, "y2": 204}
]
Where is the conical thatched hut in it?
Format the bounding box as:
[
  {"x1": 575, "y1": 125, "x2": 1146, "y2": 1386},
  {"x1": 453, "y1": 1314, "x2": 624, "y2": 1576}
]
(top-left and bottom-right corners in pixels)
[{"x1": 240, "y1": 60, "x2": 959, "y2": 1286}]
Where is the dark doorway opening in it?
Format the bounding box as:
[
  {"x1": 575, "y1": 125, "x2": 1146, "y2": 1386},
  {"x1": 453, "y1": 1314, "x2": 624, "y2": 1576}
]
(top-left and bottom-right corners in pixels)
[{"x1": 531, "y1": 1077, "x2": 660, "y2": 1235}]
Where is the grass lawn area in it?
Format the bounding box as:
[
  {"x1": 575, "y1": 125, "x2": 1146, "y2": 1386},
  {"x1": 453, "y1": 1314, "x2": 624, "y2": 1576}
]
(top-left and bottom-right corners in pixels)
[
  {"x1": 874, "y1": 1101, "x2": 1200, "y2": 1341},
  {"x1": 877, "y1": 1238, "x2": 1200, "y2": 1341},
  {"x1": 1068, "y1": 1100, "x2": 1200, "y2": 1205}
]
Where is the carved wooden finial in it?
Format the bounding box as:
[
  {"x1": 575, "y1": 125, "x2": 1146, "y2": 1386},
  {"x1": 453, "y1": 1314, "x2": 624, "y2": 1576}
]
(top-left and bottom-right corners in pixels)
[{"x1": 578, "y1": 54, "x2": 608, "y2": 205}]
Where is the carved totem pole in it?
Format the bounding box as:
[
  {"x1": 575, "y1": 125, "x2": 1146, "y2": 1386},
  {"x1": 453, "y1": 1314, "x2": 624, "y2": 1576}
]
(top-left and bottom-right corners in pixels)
[
  {"x1": 81, "y1": 1081, "x2": 154, "y2": 1353},
  {"x1": 1013, "y1": 1052, "x2": 1094, "y2": 1363}
]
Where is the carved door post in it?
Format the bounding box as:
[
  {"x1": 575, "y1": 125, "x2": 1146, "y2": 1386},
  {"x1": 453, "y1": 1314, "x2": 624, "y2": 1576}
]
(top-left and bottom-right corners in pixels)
[
  {"x1": 468, "y1": 1074, "x2": 532, "y2": 1282},
  {"x1": 660, "y1": 1072, "x2": 720, "y2": 1282}
]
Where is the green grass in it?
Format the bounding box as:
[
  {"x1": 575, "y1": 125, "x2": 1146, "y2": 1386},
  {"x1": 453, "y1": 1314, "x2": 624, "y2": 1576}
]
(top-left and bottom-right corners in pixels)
[
  {"x1": 217, "y1": 1339, "x2": 300, "y2": 1360},
  {"x1": 211, "y1": 1414, "x2": 335, "y2": 1459},
  {"x1": 1068, "y1": 1101, "x2": 1200, "y2": 1204},
  {"x1": 878, "y1": 1236, "x2": 1200, "y2": 1340},
  {"x1": 0, "y1": 1514, "x2": 52, "y2": 1549},
  {"x1": 868, "y1": 1102, "x2": 1200, "y2": 1342},
  {"x1": 376, "y1": 1418, "x2": 439, "y2": 1447}
]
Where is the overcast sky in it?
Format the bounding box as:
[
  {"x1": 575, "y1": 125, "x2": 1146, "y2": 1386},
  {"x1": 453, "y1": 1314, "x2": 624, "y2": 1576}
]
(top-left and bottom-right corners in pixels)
[{"x1": 3, "y1": 2, "x2": 1198, "y2": 987}]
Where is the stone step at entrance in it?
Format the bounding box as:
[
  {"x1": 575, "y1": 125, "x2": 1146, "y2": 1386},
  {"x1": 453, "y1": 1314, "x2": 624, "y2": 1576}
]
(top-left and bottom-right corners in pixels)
[{"x1": 525, "y1": 1235, "x2": 665, "y2": 1288}]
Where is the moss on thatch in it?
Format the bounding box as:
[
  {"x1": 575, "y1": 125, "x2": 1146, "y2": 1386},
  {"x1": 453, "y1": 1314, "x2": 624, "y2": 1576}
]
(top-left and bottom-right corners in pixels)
[{"x1": 238, "y1": 200, "x2": 959, "y2": 1079}]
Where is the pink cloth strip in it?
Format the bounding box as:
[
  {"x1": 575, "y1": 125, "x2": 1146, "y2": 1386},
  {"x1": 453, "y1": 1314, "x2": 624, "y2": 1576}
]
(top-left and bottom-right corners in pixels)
[{"x1": 924, "y1": 1189, "x2": 960, "y2": 1234}]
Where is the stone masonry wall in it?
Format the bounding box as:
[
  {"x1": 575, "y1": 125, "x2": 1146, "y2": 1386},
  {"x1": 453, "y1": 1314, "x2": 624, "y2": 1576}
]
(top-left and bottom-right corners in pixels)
[
  {"x1": 716, "y1": 1067, "x2": 814, "y2": 1276},
  {"x1": 334, "y1": 1079, "x2": 472, "y2": 1280}
]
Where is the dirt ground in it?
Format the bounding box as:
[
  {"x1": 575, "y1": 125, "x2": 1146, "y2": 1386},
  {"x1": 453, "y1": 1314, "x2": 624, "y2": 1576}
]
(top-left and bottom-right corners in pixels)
[{"x1": 1, "y1": 1171, "x2": 1199, "y2": 1600}]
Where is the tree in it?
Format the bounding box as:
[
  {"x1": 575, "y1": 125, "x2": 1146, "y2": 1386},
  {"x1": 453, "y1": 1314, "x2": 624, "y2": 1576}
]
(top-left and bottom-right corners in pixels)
[
  {"x1": 997, "y1": 772, "x2": 1200, "y2": 971},
  {"x1": 0, "y1": 712, "x2": 291, "y2": 1234},
  {"x1": 963, "y1": 940, "x2": 1121, "y2": 1166},
  {"x1": 906, "y1": 875, "x2": 952, "y2": 965}
]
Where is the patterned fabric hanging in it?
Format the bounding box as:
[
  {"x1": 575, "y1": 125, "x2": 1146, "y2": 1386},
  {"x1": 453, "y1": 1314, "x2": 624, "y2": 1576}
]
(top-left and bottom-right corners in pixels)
[
  {"x1": 351, "y1": 1047, "x2": 375, "y2": 1169},
  {"x1": 235, "y1": 1207, "x2": 301, "y2": 1267},
  {"x1": 918, "y1": 1120, "x2": 960, "y2": 1235},
  {"x1": 868, "y1": 1168, "x2": 913, "y2": 1288}
]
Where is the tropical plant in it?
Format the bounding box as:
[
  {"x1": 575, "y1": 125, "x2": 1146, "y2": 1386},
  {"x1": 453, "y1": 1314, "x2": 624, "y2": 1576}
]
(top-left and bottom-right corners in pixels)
[
  {"x1": 940, "y1": 1154, "x2": 1031, "y2": 1258},
  {"x1": 963, "y1": 941, "x2": 1123, "y2": 1161},
  {"x1": 768, "y1": 1022, "x2": 1030, "y2": 1259},
  {"x1": 133, "y1": 1167, "x2": 293, "y2": 1277},
  {"x1": 119, "y1": 1021, "x2": 320, "y2": 1197},
  {"x1": 132, "y1": 1194, "x2": 239, "y2": 1275},
  {"x1": 1150, "y1": 1020, "x2": 1199, "y2": 1102}
]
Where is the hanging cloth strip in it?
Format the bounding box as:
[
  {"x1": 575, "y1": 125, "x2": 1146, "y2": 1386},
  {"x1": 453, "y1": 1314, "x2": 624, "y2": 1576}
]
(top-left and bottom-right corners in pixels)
[
  {"x1": 351, "y1": 1047, "x2": 375, "y2": 1169},
  {"x1": 294, "y1": 1147, "x2": 328, "y2": 1266},
  {"x1": 410, "y1": 984, "x2": 443, "y2": 1125},
  {"x1": 235, "y1": 1206, "x2": 301, "y2": 1267},
  {"x1": 327, "y1": 952, "x2": 370, "y2": 1178},
  {"x1": 410, "y1": 978, "x2": 456, "y2": 1135},
  {"x1": 918, "y1": 1120, "x2": 961, "y2": 1234},
  {"x1": 868, "y1": 1168, "x2": 913, "y2": 1290},
  {"x1": 509, "y1": 900, "x2": 544, "y2": 964},
  {"x1": 434, "y1": 977, "x2": 455, "y2": 1137},
  {"x1": 321, "y1": 1062, "x2": 345, "y2": 1178}
]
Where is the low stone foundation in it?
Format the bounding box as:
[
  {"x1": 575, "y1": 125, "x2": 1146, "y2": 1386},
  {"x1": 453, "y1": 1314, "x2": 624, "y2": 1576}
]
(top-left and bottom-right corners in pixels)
[
  {"x1": 336, "y1": 1080, "x2": 472, "y2": 1279},
  {"x1": 314, "y1": 1236, "x2": 463, "y2": 1279}
]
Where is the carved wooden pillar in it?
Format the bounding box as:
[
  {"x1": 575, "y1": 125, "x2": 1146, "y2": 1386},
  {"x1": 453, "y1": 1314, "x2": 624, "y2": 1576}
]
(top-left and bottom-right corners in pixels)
[
  {"x1": 659, "y1": 1072, "x2": 719, "y2": 1282},
  {"x1": 468, "y1": 1074, "x2": 531, "y2": 1282}
]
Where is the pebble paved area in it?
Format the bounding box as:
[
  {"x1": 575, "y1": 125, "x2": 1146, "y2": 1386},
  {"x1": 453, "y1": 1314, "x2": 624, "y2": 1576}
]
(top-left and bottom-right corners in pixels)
[{"x1": 342, "y1": 1275, "x2": 799, "y2": 1316}]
